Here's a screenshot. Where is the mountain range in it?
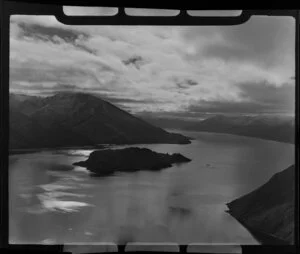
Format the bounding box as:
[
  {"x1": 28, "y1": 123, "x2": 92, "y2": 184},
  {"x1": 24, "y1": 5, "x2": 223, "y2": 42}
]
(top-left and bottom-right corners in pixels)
[
  {"x1": 9, "y1": 92, "x2": 295, "y2": 149},
  {"x1": 9, "y1": 92, "x2": 190, "y2": 150},
  {"x1": 143, "y1": 114, "x2": 294, "y2": 144}
]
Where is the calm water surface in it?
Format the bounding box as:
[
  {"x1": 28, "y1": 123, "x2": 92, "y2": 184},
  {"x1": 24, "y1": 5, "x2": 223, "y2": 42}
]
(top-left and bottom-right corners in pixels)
[{"x1": 9, "y1": 131, "x2": 294, "y2": 245}]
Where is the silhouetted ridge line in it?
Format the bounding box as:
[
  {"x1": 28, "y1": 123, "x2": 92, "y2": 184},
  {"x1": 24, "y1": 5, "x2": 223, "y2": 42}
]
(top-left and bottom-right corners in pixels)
[
  {"x1": 185, "y1": 114, "x2": 294, "y2": 143},
  {"x1": 227, "y1": 165, "x2": 295, "y2": 244},
  {"x1": 9, "y1": 92, "x2": 191, "y2": 150}
]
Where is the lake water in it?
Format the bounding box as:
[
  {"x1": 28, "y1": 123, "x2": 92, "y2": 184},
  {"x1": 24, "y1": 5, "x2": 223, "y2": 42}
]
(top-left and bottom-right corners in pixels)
[{"x1": 9, "y1": 131, "x2": 295, "y2": 245}]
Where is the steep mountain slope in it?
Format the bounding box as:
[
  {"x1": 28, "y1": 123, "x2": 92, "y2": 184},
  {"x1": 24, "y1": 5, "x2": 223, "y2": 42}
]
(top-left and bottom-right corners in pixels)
[
  {"x1": 227, "y1": 165, "x2": 295, "y2": 244},
  {"x1": 10, "y1": 93, "x2": 46, "y2": 115},
  {"x1": 9, "y1": 92, "x2": 190, "y2": 149},
  {"x1": 9, "y1": 108, "x2": 47, "y2": 149},
  {"x1": 186, "y1": 114, "x2": 294, "y2": 143}
]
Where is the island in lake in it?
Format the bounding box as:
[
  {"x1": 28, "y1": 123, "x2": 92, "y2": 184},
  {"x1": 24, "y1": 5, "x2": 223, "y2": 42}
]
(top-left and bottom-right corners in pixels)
[{"x1": 74, "y1": 147, "x2": 192, "y2": 176}]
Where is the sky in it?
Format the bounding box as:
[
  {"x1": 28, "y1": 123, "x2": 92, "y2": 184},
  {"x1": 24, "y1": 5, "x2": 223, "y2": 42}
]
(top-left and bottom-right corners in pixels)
[{"x1": 9, "y1": 11, "x2": 295, "y2": 120}]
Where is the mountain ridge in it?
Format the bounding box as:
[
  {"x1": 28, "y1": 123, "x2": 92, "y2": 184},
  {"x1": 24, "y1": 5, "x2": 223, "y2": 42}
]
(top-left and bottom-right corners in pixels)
[
  {"x1": 9, "y1": 92, "x2": 191, "y2": 149},
  {"x1": 185, "y1": 114, "x2": 294, "y2": 143},
  {"x1": 227, "y1": 165, "x2": 295, "y2": 244}
]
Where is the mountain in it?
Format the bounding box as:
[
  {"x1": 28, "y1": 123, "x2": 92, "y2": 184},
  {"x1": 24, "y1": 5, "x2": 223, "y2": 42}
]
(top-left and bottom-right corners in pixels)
[
  {"x1": 186, "y1": 114, "x2": 294, "y2": 143},
  {"x1": 9, "y1": 92, "x2": 191, "y2": 150},
  {"x1": 138, "y1": 115, "x2": 201, "y2": 130},
  {"x1": 227, "y1": 165, "x2": 295, "y2": 244}
]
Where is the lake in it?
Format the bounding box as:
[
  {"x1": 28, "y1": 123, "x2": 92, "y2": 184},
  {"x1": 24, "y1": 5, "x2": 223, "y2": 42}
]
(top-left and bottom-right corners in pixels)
[{"x1": 9, "y1": 131, "x2": 294, "y2": 245}]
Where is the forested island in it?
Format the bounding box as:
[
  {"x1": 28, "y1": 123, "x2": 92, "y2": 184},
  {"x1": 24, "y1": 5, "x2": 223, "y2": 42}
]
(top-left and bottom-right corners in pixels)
[{"x1": 74, "y1": 147, "x2": 191, "y2": 176}]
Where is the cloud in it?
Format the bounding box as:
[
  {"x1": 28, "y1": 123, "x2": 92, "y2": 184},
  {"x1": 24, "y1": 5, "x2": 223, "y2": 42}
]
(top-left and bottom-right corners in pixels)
[
  {"x1": 17, "y1": 22, "x2": 89, "y2": 42},
  {"x1": 16, "y1": 22, "x2": 96, "y2": 55},
  {"x1": 238, "y1": 81, "x2": 294, "y2": 111},
  {"x1": 187, "y1": 81, "x2": 295, "y2": 114},
  {"x1": 175, "y1": 78, "x2": 198, "y2": 89},
  {"x1": 122, "y1": 55, "x2": 147, "y2": 69},
  {"x1": 184, "y1": 16, "x2": 294, "y2": 63},
  {"x1": 9, "y1": 15, "x2": 295, "y2": 117}
]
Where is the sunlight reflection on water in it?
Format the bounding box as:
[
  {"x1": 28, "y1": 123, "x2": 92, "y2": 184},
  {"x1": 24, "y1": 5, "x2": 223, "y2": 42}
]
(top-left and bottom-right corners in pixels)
[{"x1": 9, "y1": 131, "x2": 294, "y2": 244}]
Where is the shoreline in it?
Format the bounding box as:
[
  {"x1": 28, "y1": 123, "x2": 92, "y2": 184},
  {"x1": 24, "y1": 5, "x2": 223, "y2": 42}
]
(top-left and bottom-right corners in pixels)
[
  {"x1": 9, "y1": 145, "x2": 106, "y2": 155},
  {"x1": 9, "y1": 130, "x2": 294, "y2": 155},
  {"x1": 172, "y1": 129, "x2": 294, "y2": 145}
]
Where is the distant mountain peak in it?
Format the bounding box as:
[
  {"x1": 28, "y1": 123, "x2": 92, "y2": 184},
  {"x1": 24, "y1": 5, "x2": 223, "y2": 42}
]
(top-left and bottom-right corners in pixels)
[
  {"x1": 186, "y1": 114, "x2": 294, "y2": 143},
  {"x1": 48, "y1": 91, "x2": 101, "y2": 102}
]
